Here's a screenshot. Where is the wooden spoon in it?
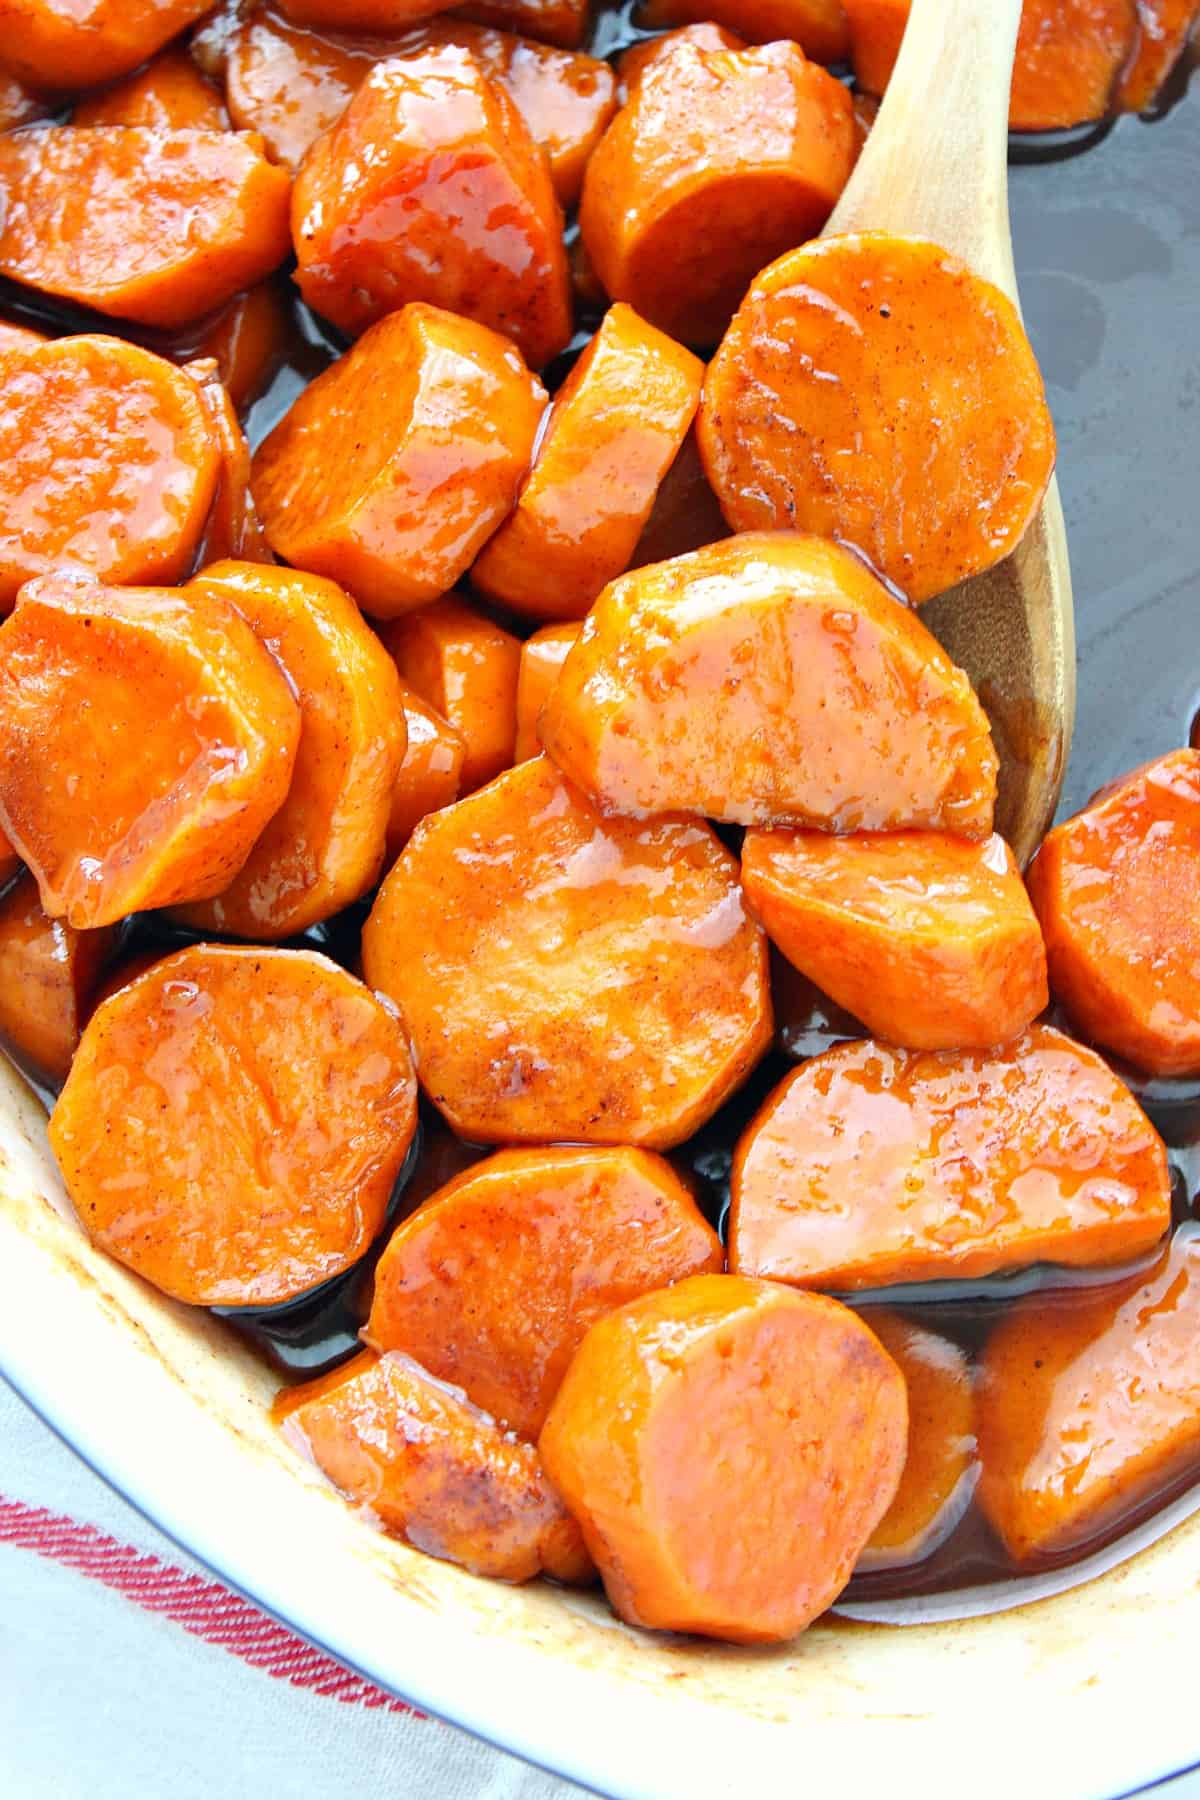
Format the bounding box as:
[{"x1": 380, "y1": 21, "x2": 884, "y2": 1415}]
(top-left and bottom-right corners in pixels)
[{"x1": 825, "y1": 0, "x2": 1076, "y2": 864}]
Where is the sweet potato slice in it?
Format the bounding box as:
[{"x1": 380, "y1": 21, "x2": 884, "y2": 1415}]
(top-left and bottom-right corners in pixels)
[
  {"x1": 0, "y1": 873, "x2": 115, "y2": 1085},
  {"x1": 0, "y1": 127, "x2": 292, "y2": 330},
  {"x1": 617, "y1": 23, "x2": 745, "y2": 97},
  {"x1": 1119, "y1": 0, "x2": 1200, "y2": 109},
  {"x1": 379, "y1": 597, "x2": 521, "y2": 791},
  {"x1": 976, "y1": 1229, "x2": 1200, "y2": 1563},
  {"x1": 628, "y1": 426, "x2": 731, "y2": 568},
  {"x1": 362, "y1": 754, "x2": 772, "y2": 1147},
  {"x1": 730, "y1": 1025, "x2": 1171, "y2": 1290},
  {"x1": 0, "y1": 0, "x2": 214, "y2": 89},
  {"x1": 292, "y1": 46, "x2": 570, "y2": 367},
  {"x1": 386, "y1": 685, "x2": 466, "y2": 859},
  {"x1": 175, "y1": 561, "x2": 406, "y2": 939},
  {"x1": 1011, "y1": 0, "x2": 1137, "y2": 127},
  {"x1": 0, "y1": 320, "x2": 45, "y2": 357},
  {"x1": 841, "y1": 0, "x2": 911, "y2": 94},
  {"x1": 366, "y1": 1146, "x2": 723, "y2": 1436},
  {"x1": 252, "y1": 305, "x2": 546, "y2": 616},
  {"x1": 515, "y1": 624, "x2": 581, "y2": 762},
  {"x1": 152, "y1": 281, "x2": 292, "y2": 414},
  {"x1": 580, "y1": 41, "x2": 855, "y2": 347},
  {"x1": 741, "y1": 828, "x2": 1048, "y2": 1051},
  {"x1": 700, "y1": 234, "x2": 1056, "y2": 604},
  {"x1": 638, "y1": 0, "x2": 849, "y2": 60},
  {"x1": 73, "y1": 45, "x2": 229, "y2": 128},
  {"x1": 473, "y1": 305, "x2": 704, "y2": 619},
  {"x1": 0, "y1": 336, "x2": 221, "y2": 609},
  {"x1": 0, "y1": 72, "x2": 52, "y2": 131},
  {"x1": 1027, "y1": 750, "x2": 1200, "y2": 1076},
  {"x1": 857, "y1": 1310, "x2": 977, "y2": 1571},
  {"x1": 0, "y1": 576, "x2": 300, "y2": 928},
  {"x1": 540, "y1": 533, "x2": 999, "y2": 834},
  {"x1": 539, "y1": 1274, "x2": 907, "y2": 1641},
  {"x1": 50, "y1": 946, "x2": 418, "y2": 1307},
  {"x1": 185, "y1": 360, "x2": 272, "y2": 567},
  {"x1": 454, "y1": 0, "x2": 589, "y2": 50},
  {"x1": 277, "y1": 1350, "x2": 592, "y2": 1582}
]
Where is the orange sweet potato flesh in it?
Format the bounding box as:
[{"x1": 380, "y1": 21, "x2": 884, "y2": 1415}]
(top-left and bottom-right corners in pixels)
[
  {"x1": 473, "y1": 304, "x2": 704, "y2": 620},
  {"x1": 229, "y1": 8, "x2": 616, "y2": 206},
  {"x1": 1027, "y1": 750, "x2": 1200, "y2": 1076},
  {"x1": 0, "y1": 576, "x2": 300, "y2": 929},
  {"x1": 0, "y1": 0, "x2": 214, "y2": 89},
  {"x1": 147, "y1": 282, "x2": 293, "y2": 415},
  {"x1": 0, "y1": 72, "x2": 52, "y2": 131},
  {"x1": 0, "y1": 873, "x2": 115, "y2": 1085},
  {"x1": 730, "y1": 1024, "x2": 1171, "y2": 1291},
  {"x1": 278, "y1": 0, "x2": 443, "y2": 23},
  {"x1": 174, "y1": 561, "x2": 407, "y2": 939},
  {"x1": 617, "y1": 23, "x2": 745, "y2": 95},
  {"x1": 976, "y1": 1228, "x2": 1200, "y2": 1563},
  {"x1": 277, "y1": 1350, "x2": 592, "y2": 1583},
  {"x1": 1119, "y1": 0, "x2": 1200, "y2": 109},
  {"x1": 741, "y1": 828, "x2": 1048, "y2": 1051},
  {"x1": 841, "y1": 0, "x2": 911, "y2": 95},
  {"x1": 628, "y1": 426, "x2": 731, "y2": 568},
  {"x1": 700, "y1": 233, "x2": 1056, "y2": 604},
  {"x1": 857, "y1": 1310, "x2": 978, "y2": 1570},
  {"x1": 379, "y1": 596, "x2": 522, "y2": 792},
  {"x1": 0, "y1": 320, "x2": 45, "y2": 357},
  {"x1": 50, "y1": 946, "x2": 418, "y2": 1307},
  {"x1": 580, "y1": 42, "x2": 856, "y2": 348},
  {"x1": 185, "y1": 359, "x2": 273, "y2": 567},
  {"x1": 515, "y1": 624, "x2": 580, "y2": 762},
  {"x1": 252, "y1": 305, "x2": 546, "y2": 617},
  {"x1": 454, "y1": 0, "x2": 589, "y2": 50},
  {"x1": 0, "y1": 336, "x2": 222, "y2": 610},
  {"x1": 1011, "y1": 0, "x2": 1137, "y2": 127},
  {"x1": 539, "y1": 1274, "x2": 907, "y2": 1641},
  {"x1": 0, "y1": 128, "x2": 292, "y2": 330},
  {"x1": 386, "y1": 683, "x2": 466, "y2": 858},
  {"x1": 540, "y1": 533, "x2": 999, "y2": 834},
  {"x1": 362, "y1": 754, "x2": 772, "y2": 1147},
  {"x1": 292, "y1": 46, "x2": 570, "y2": 368},
  {"x1": 73, "y1": 46, "x2": 229, "y2": 129},
  {"x1": 639, "y1": 0, "x2": 849, "y2": 61},
  {"x1": 366, "y1": 1146, "x2": 723, "y2": 1437}
]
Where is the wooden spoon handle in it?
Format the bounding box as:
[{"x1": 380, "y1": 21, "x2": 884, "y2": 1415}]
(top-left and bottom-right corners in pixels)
[{"x1": 827, "y1": 0, "x2": 1022, "y2": 297}]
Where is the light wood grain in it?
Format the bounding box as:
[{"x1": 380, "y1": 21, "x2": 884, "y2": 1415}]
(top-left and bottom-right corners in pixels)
[{"x1": 827, "y1": 0, "x2": 1076, "y2": 862}]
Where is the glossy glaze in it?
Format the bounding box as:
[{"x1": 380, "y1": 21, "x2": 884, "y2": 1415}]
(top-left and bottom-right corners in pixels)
[
  {"x1": 741, "y1": 829, "x2": 1048, "y2": 1050},
  {"x1": 148, "y1": 280, "x2": 293, "y2": 415},
  {"x1": 1028, "y1": 750, "x2": 1200, "y2": 1075},
  {"x1": 277, "y1": 1349, "x2": 592, "y2": 1582},
  {"x1": 380, "y1": 594, "x2": 522, "y2": 790},
  {"x1": 0, "y1": 127, "x2": 291, "y2": 329},
  {"x1": 252, "y1": 305, "x2": 546, "y2": 616},
  {"x1": 640, "y1": 0, "x2": 848, "y2": 58},
  {"x1": 731, "y1": 1025, "x2": 1172, "y2": 1288},
  {"x1": 455, "y1": 0, "x2": 590, "y2": 51},
  {"x1": 580, "y1": 41, "x2": 855, "y2": 346},
  {"x1": 539, "y1": 1274, "x2": 907, "y2": 1641},
  {"x1": 50, "y1": 946, "x2": 418, "y2": 1306},
  {"x1": 616, "y1": 22, "x2": 744, "y2": 96},
  {"x1": 0, "y1": 335, "x2": 220, "y2": 606},
  {"x1": 1119, "y1": 0, "x2": 1200, "y2": 109},
  {"x1": 366, "y1": 1145, "x2": 722, "y2": 1436},
  {"x1": 0, "y1": 577, "x2": 300, "y2": 928},
  {"x1": 386, "y1": 683, "x2": 466, "y2": 859},
  {"x1": 73, "y1": 45, "x2": 229, "y2": 129},
  {"x1": 175, "y1": 562, "x2": 407, "y2": 940},
  {"x1": 541, "y1": 532, "x2": 999, "y2": 831},
  {"x1": 292, "y1": 45, "x2": 571, "y2": 366},
  {"x1": 514, "y1": 623, "x2": 581, "y2": 761},
  {"x1": 186, "y1": 359, "x2": 272, "y2": 567},
  {"x1": 362, "y1": 754, "x2": 772, "y2": 1147},
  {"x1": 0, "y1": 873, "x2": 116, "y2": 1085},
  {"x1": 0, "y1": 0, "x2": 214, "y2": 89},
  {"x1": 700, "y1": 234, "x2": 1056, "y2": 604}
]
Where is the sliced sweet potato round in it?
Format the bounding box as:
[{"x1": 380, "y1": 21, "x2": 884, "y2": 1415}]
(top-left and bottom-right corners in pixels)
[
  {"x1": 361, "y1": 754, "x2": 772, "y2": 1147},
  {"x1": 514, "y1": 623, "x2": 581, "y2": 762},
  {"x1": 50, "y1": 946, "x2": 418, "y2": 1307},
  {"x1": 379, "y1": 596, "x2": 521, "y2": 791},
  {"x1": 185, "y1": 359, "x2": 272, "y2": 568},
  {"x1": 540, "y1": 532, "x2": 998, "y2": 834},
  {"x1": 386, "y1": 684, "x2": 466, "y2": 859},
  {"x1": 638, "y1": 0, "x2": 849, "y2": 60},
  {"x1": 0, "y1": 872, "x2": 116, "y2": 1085},
  {"x1": 73, "y1": 45, "x2": 229, "y2": 129},
  {"x1": 0, "y1": 0, "x2": 215, "y2": 90},
  {"x1": 730, "y1": 1025, "x2": 1172, "y2": 1290}
]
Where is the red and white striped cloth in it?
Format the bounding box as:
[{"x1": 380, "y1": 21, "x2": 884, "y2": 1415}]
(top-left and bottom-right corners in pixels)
[{"x1": 0, "y1": 1376, "x2": 587, "y2": 1800}]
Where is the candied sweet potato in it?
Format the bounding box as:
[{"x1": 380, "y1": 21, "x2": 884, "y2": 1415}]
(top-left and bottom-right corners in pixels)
[
  {"x1": 50, "y1": 946, "x2": 418, "y2": 1307},
  {"x1": 386, "y1": 684, "x2": 466, "y2": 858},
  {"x1": 580, "y1": 41, "x2": 856, "y2": 347},
  {"x1": 366, "y1": 1146, "x2": 723, "y2": 1435},
  {"x1": 252, "y1": 305, "x2": 546, "y2": 616},
  {"x1": 1011, "y1": 0, "x2": 1137, "y2": 128},
  {"x1": 0, "y1": 873, "x2": 115, "y2": 1085},
  {"x1": 1119, "y1": 0, "x2": 1200, "y2": 110},
  {"x1": 730, "y1": 1025, "x2": 1171, "y2": 1290},
  {"x1": 0, "y1": 72, "x2": 51, "y2": 131},
  {"x1": 362, "y1": 754, "x2": 771, "y2": 1147},
  {"x1": 0, "y1": 0, "x2": 215, "y2": 90},
  {"x1": 473, "y1": 304, "x2": 703, "y2": 619},
  {"x1": 379, "y1": 596, "x2": 521, "y2": 791},
  {"x1": 638, "y1": 0, "x2": 849, "y2": 60},
  {"x1": 185, "y1": 359, "x2": 272, "y2": 567},
  {"x1": 700, "y1": 233, "x2": 1056, "y2": 604},
  {"x1": 1027, "y1": 750, "x2": 1200, "y2": 1076},
  {"x1": 539, "y1": 1274, "x2": 907, "y2": 1641},
  {"x1": 514, "y1": 624, "x2": 580, "y2": 762},
  {"x1": 540, "y1": 533, "x2": 998, "y2": 834},
  {"x1": 0, "y1": 127, "x2": 292, "y2": 329},
  {"x1": 175, "y1": 562, "x2": 406, "y2": 939},
  {"x1": 73, "y1": 45, "x2": 229, "y2": 129},
  {"x1": 0, "y1": 576, "x2": 300, "y2": 928},
  {"x1": 0, "y1": 335, "x2": 221, "y2": 608},
  {"x1": 616, "y1": 23, "x2": 745, "y2": 96},
  {"x1": 741, "y1": 828, "x2": 1048, "y2": 1051},
  {"x1": 152, "y1": 282, "x2": 293, "y2": 414},
  {"x1": 0, "y1": 320, "x2": 45, "y2": 357},
  {"x1": 292, "y1": 46, "x2": 570, "y2": 367},
  {"x1": 278, "y1": 1350, "x2": 592, "y2": 1582},
  {"x1": 454, "y1": 0, "x2": 589, "y2": 51}
]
